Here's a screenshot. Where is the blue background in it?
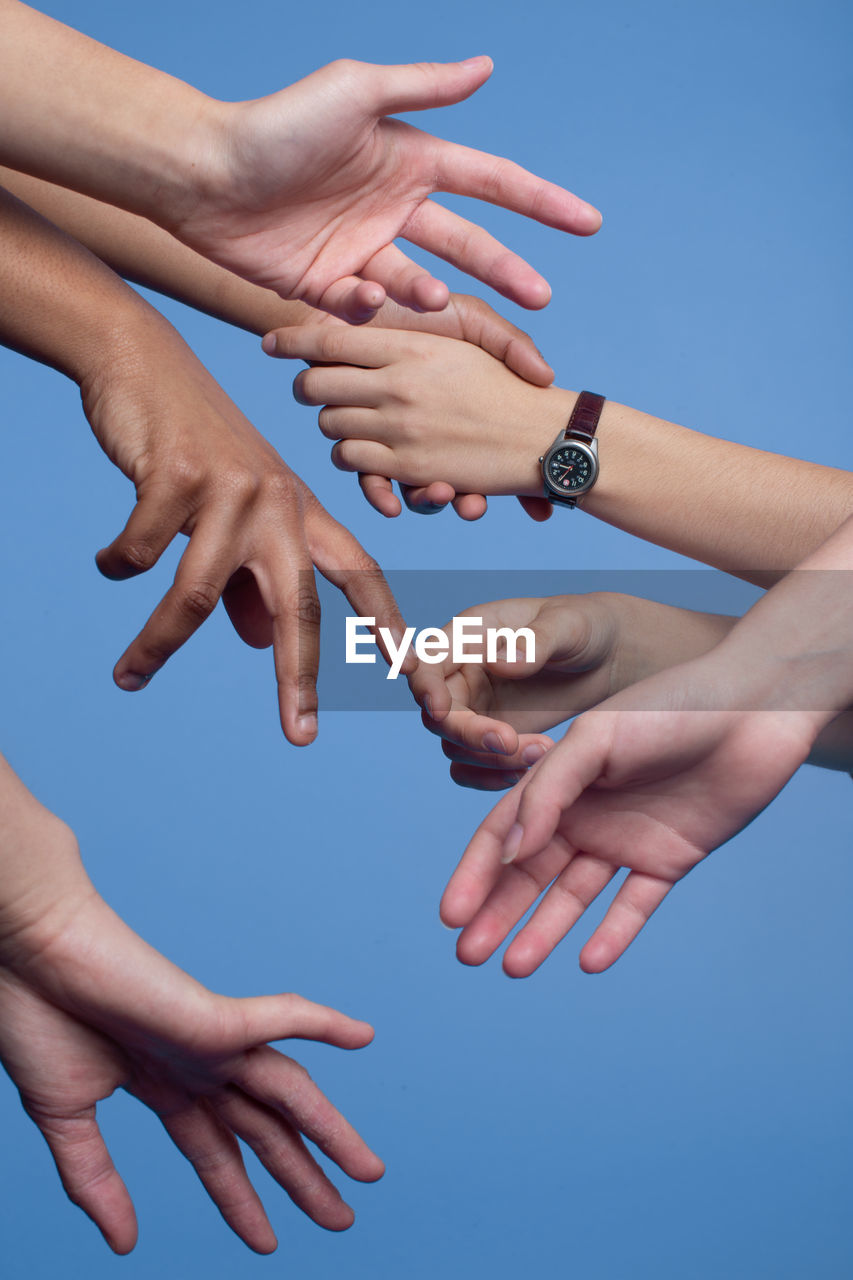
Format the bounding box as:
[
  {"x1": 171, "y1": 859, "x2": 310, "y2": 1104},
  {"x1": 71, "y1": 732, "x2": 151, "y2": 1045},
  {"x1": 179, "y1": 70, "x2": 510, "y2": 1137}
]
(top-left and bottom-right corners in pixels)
[{"x1": 1, "y1": 1, "x2": 851, "y2": 1276}]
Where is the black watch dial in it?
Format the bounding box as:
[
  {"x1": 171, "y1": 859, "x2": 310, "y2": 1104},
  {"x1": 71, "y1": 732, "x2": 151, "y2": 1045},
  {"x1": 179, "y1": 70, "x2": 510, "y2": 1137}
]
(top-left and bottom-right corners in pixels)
[{"x1": 546, "y1": 444, "x2": 594, "y2": 494}]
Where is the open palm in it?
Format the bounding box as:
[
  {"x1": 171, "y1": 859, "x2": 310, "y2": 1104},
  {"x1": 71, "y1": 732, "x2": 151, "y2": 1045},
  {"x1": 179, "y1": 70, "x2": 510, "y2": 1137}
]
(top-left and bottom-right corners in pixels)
[
  {"x1": 179, "y1": 58, "x2": 600, "y2": 321},
  {"x1": 441, "y1": 657, "x2": 816, "y2": 976}
]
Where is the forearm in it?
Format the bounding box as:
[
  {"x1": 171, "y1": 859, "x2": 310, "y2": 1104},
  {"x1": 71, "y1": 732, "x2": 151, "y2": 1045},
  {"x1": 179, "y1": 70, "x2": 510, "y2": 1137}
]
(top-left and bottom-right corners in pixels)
[
  {"x1": 579, "y1": 399, "x2": 853, "y2": 587},
  {"x1": 610, "y1": 594, "x2": 853, "y2": 771},
  {"x1": 0, "y1": 754, "x2": 91, "y2": 958},
  {"x1": 0, "y1": 168, "x2": 307, "y2": 336},
  {"x1": 696, "y1": 514, "x2": 853, "y2": 769},
  {"x1": 0, "y1": 1, "x2": 214, "y2": 226},
  {"x1": 0, "y1": 182, "x2": 166, "y2": 382}
]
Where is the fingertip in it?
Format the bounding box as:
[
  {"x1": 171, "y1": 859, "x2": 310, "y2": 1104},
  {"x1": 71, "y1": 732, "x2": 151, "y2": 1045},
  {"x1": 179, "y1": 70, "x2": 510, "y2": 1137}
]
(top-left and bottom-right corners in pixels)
[
  {"x1": 578, "y1": 939, "x2": 612, "y2": 974},
  {"x1": 411, "y1": 275, "x2": 450, "y2": 312},
  {"x1": 114, "y1": 669, "x2": 152, "y2": 693},
  {"x1": 261, "y1": 331, "x2": 278, "y2": 356}
]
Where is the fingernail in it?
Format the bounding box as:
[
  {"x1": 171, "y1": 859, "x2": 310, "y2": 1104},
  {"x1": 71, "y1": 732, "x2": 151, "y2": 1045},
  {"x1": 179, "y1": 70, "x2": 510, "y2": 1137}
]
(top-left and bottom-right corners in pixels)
[
  {"x1": 423, "y1": 695, "x2": 435, "y2": 720},
  {"x1": 522, "y1": 743, "x2": 546, "y2": 766},
  {"x1": 413, "y1": 502, "x2": 445, "y2": 515},
  {"x1": 482, "y1": 731, "x2": 507, "y2": 754},
  {"x1": 117, "y1": 672, "x2": 152, "y2": 692},
  {"x1": 261, "y1": 332, "x2": 277, "y2": 355},
  {"x1": 440, "y1": 919, "x2": 457, "y2": 932},
  {"x1": 501, "y1": 822, "x2": 524, "y2": 864},
  {"x1": 297, "y1": 713, "x2": 318, "y2": 736},
  {"x1": 461, "y1": 54, "x2": 491, "y2": 68}
]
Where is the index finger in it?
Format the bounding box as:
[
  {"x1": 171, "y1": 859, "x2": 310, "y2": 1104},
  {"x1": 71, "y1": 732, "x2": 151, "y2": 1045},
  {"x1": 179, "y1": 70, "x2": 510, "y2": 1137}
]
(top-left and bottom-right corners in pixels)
[{"x1": 262, "y1": 324, "x2": 405, "y2": 368}]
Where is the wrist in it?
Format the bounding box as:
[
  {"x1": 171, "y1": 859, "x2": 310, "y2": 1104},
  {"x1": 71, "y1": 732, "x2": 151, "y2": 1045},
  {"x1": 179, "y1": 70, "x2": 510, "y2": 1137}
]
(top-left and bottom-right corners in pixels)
[
  {"x1": 0, "y1": 812, "x2": 94, "y2": 970},
  {"x1": 517, "y1": 387, "x2": 579, "y2": 496}
]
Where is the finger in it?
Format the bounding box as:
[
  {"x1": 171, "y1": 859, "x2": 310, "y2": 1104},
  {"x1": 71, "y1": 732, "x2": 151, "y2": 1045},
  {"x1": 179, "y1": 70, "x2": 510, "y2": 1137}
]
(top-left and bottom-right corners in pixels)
[
  {"x1": 360, "y1": 242, "x2": 450, "y2": 312},
  {"x1": 262, "y1": 324, "x2": 400, "y2": 368},
  {"x1": 367, "y1": 55, "x2": 494, "y2": 115},
  {"x1": 314, "y1": 275, "x2": 386, "y2": 324},
  {"x1": 505, "y1": 714, "x2": 614, "y2": 863},
  {"x1": 451, "y1": 492, "x2": 488, "y2": 520},
  {"x1": 502, "y1": 853, "x2": 617, "y2": 978},
  {"x1": 250, "y1": 554, "x2": 320, "y2": 745},
  {"x1": 455, "y1": 839, "x2": 574, "y2": 965},
  {"x1": 331, "y1": 438, "x2": 398, "y2": 476},
  {"x1": 427, "y1": 703, "x2": 520, "y2": 757},
  {"x1": 212, "y1": 1088, "x2": 356, "y2": 1231},
  {"x1": 448, "y1": 763, "x2": 526, "y2": 791},
  {"x1": 440, "y1": 783, "x2": 529, "y2": 927},
  {"x1": 294, "y1": 366, "x2": 384, "y2": 410},
  {"x1": 442, "y1": 733, "x2": 552, "y2": 770},
  {"x1": 517, "y1": 495, "x2": 554, "y2": 522},
  {"x1": 151, "y1": 1093, "x2": 277, "y2": 1253},
  {"x1": 95, "y1": 484, "x2": 193, "y2": 581},
  {"x1": 223, "y1": 991, "x2": 375, "y2": 1052},
  {"x1": 28, "y1": 1105, "x2": 138, "y2": 1255},
  {"x1": 579, "y1": 871, "x2": 673, "y2": 973},
  {"x1": 435, "y1": 137, "x2": 602, "y2": 236},
  {"x1": 443, "y1": 294, "x2": 554, "y2": 387},
  {"x1": 402, "y1": 198, "x2": 553, "y2": 310},
  {"x1": 359, "y1": 473, "x2": 402, "y2": 517},
  {"x1": 307, "y1": 514, "x2": 422, "y2": 685},
  {"x1": 402, "y1": 481, "x2": 456, "y2": 514},
  {"x1": 231, "y1": 1046, "x2": 385, "y2": 1183},
  {"x1": 112, "y1": 520, "x2": 234, "y2": 692},
  {"x1": 317, "y1": 405, "x2": 387, "y2": 441}
]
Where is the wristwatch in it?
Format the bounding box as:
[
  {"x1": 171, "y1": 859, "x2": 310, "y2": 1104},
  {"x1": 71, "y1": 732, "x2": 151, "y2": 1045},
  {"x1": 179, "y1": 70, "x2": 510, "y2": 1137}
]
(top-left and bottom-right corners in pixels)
[{"x1": 539, "y1": 391, "x2": 605, "y2": 508}]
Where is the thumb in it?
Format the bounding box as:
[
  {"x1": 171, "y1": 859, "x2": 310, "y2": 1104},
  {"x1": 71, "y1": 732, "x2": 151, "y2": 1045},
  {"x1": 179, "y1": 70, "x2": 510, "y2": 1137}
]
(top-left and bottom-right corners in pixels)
[{"x1": 368, "y1": 56, "x2": 493, "y2": 116}]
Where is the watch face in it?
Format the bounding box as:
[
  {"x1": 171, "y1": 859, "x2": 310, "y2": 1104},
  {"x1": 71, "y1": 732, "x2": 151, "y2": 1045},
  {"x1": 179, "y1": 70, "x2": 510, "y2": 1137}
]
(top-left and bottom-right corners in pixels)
[{"x1": 545, "y1": 444, "x2": 595, "y2": 494}]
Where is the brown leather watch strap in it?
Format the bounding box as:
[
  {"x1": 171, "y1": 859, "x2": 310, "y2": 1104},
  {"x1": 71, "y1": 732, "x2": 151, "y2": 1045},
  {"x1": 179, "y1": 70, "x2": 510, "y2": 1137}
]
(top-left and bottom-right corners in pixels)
[{"x1": 565, "y1": 391, "x2": 605, "y2": 441}]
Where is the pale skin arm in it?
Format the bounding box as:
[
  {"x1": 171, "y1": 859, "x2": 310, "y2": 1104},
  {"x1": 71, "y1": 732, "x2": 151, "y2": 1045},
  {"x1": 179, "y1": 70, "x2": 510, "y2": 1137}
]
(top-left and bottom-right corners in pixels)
[
  {"x1": 0, "y1": 755, "x2": 384, "y2": 1254},
  {"x1": 0, "y1": 166, "x2": 555, "y2": 521},
  {"x1": 417, "y1": 593, "x2": 853, "y2": 786},
  {"x1": 0, "y1": 3, "x2": 600, "y2": 320},
  {"x1": 0, "y1": 184, "x2": 452, "y2": 740},
  {"x1": 267, "y1": 326, "x2": 853, "y2": 586},
  {"x1": 441, "y1": 516, "x2": 853, "y2": 977}
]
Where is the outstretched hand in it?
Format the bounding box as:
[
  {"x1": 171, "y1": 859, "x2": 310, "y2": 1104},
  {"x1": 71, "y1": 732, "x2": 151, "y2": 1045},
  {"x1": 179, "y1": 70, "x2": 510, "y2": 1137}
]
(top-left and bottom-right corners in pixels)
[
  {"x1": 0, "y1": 882, "x2": 383, "y2": 1255},
  {"x1": 83, "y1": 311, "x2": 449, "y2": 742},
  {"x1": 441, "y1": 654, "x2": 817, "y2": 977},
  {"x1": 180, "y1": 57, "x2": 601, "y2": 324}
]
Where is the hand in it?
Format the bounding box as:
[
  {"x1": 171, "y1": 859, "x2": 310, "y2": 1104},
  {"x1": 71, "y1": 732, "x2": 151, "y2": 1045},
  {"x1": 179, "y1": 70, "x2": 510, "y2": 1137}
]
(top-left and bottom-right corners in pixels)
[
  {"x1": 82, "y1": 312, "x2": 440, "y2": 743},
  {"x1": 264, "y1": 293, "x2": 558, "y2": 520},
  {"x1": 181, "y1": 58, "x2": 600, "y2": 324},
  {"x1": 0, "y1": 849, "x2": 383, "y2": 1255},
  {"x1": 440, "y1": 652, "x2": 818, "y2": 977},
  {"x1": 424, "y1": 595, "x2": 737, "y2": 789},
  {"x1": 264, "y1": 325, "x2": 574, "y2": 498}
]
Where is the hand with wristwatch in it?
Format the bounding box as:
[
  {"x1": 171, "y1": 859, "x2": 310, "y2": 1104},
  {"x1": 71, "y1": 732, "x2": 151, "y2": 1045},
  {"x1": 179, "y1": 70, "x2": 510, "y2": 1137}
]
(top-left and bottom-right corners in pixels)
[{"x1": 268, "y1": 324, "x2": 853, "y2": 586}]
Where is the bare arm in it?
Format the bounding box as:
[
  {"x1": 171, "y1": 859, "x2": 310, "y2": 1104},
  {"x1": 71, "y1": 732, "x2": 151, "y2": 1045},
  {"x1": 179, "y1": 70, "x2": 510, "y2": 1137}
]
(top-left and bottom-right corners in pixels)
[
  {"x1": 267, "y1": 326, "x2": 853, "y2": 586},
  {"x1": 0, "y1": 4, "x2": 599, "y2": 319}
]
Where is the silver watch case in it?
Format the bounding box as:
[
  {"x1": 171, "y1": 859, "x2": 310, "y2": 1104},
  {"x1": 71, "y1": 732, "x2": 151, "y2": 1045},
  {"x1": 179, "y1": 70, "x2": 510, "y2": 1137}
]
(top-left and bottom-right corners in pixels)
[{"x1": 539, "y1": 433, "x2": 599, "y2": 508}]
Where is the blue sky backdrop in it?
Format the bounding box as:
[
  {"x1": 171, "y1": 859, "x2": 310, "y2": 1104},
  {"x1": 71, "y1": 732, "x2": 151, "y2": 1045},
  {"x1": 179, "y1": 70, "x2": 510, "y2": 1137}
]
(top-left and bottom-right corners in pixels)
[{"x1": 1, "y1": 1, "x2": 851, "y2": 1276}]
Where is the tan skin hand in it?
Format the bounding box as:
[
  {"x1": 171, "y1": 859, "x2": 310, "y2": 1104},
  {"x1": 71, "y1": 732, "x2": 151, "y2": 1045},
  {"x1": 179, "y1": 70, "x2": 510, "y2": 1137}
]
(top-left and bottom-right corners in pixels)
[
  {"x1": 0, "y1": 856, "x2": 383, "y2": 1255},
  {"x1": 80, "y1": 314, "x2": 439, "y2": 742}
]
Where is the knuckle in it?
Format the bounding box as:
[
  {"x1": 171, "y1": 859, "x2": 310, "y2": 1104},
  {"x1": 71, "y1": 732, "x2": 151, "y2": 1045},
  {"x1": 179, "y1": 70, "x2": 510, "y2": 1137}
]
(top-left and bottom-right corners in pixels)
[
  {"x1": 116, "y1": 539, "x2": 159, "y2": 574},
  {"x1": 177, "y1": 579, "x2": 221, "y2": 622},
  {"x1": 291, "y1": 588, "x2": 322, "y2": 629}
]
